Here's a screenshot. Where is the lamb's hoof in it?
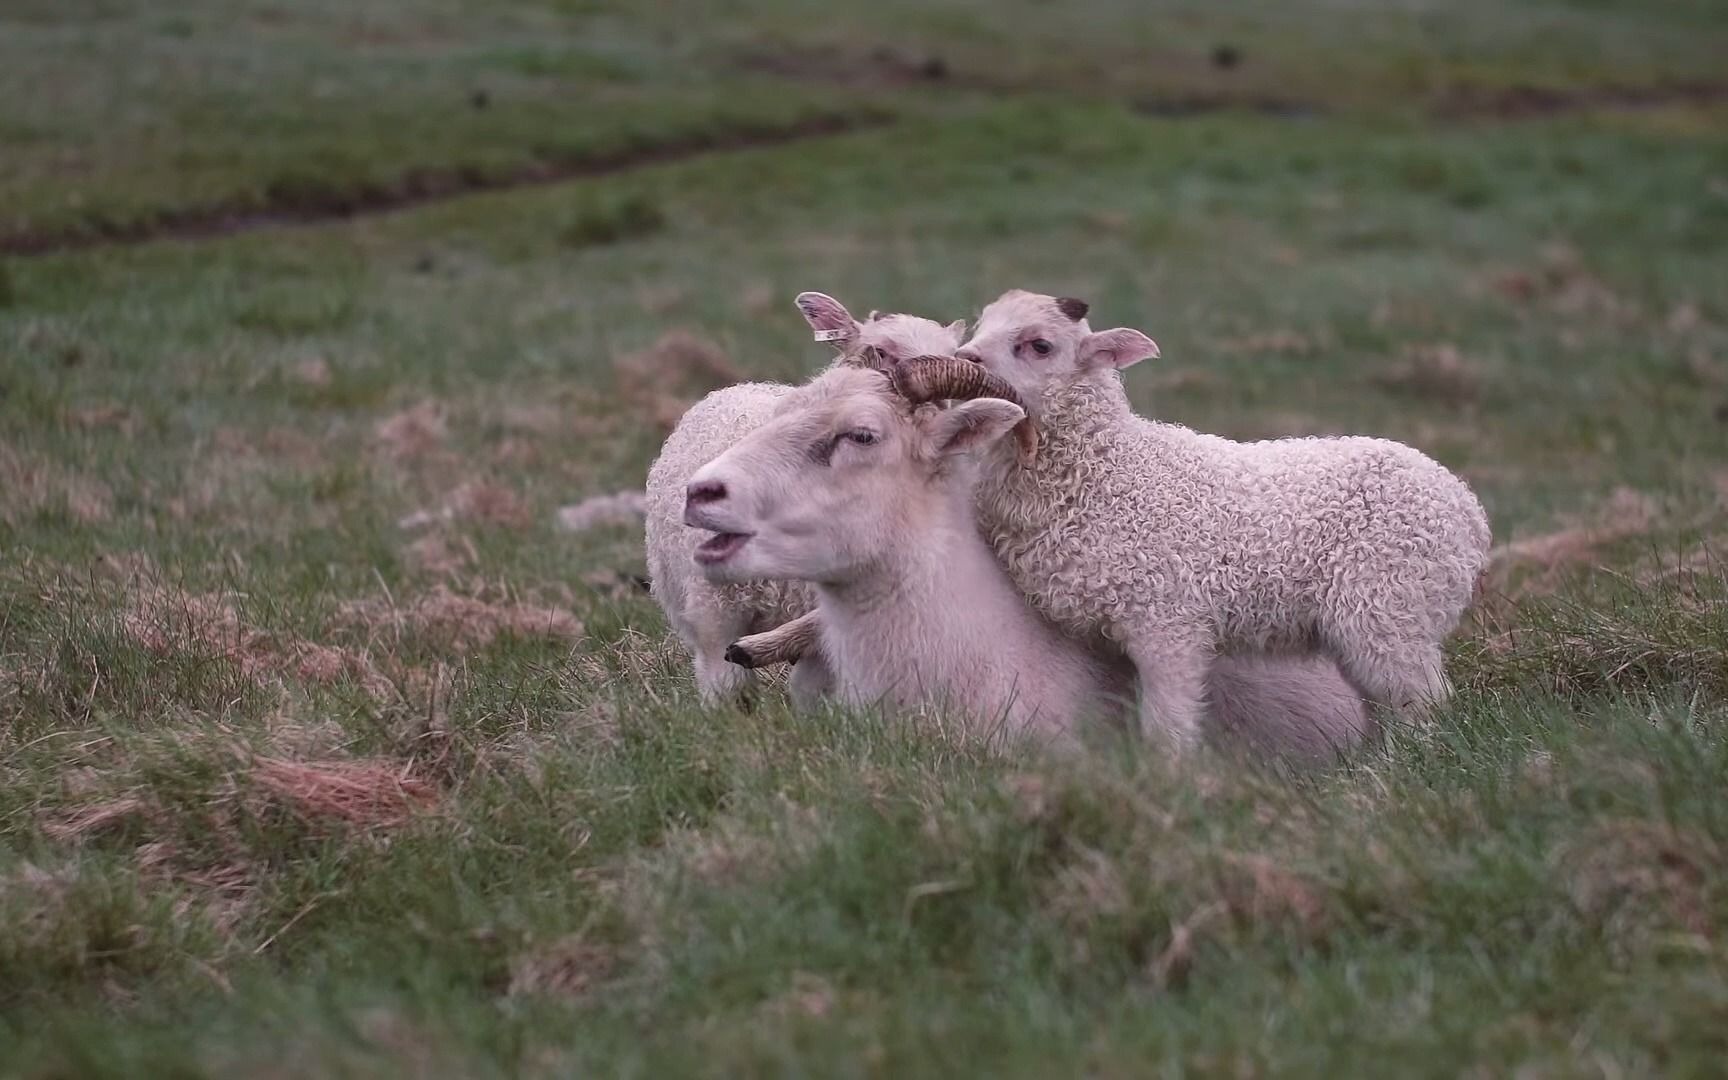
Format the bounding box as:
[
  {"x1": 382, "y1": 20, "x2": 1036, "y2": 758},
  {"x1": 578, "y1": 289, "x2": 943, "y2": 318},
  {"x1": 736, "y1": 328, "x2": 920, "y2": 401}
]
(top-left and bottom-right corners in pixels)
[{"x1": 725, "y1": 642, "x2": 761, "y2": 669}]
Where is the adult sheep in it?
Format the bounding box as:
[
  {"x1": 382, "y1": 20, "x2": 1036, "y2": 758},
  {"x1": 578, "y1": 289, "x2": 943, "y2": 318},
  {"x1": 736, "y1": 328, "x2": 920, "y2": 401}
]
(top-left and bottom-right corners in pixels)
[
  {"x1": 643, "y1": 293, "x2": 965, "y2": 706},
  {"x1": 932, "y1": 289, "x2": 1491, "y2": 746},
  {"x1": 693, "y1": 365, "x2": 1373, "y2": 758}
]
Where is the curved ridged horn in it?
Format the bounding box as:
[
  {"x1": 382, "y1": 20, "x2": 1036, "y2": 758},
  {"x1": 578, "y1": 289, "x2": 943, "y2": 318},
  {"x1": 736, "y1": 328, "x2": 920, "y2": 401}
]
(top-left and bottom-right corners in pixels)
[
  {"x1": 890, "y1": 355, "x2": 1024, "y2": 409},
  {"x1": 889, "y1": 356, "x2": 1039, "y2": 464}
]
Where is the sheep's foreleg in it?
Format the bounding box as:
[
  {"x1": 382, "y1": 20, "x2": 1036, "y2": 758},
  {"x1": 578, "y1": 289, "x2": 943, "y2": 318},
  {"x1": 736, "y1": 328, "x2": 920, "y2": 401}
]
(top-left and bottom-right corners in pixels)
[
  {"x1": 1330, "y1": 636, "x2": 1450, "y2": 726},
  {"x1": 1126, "y1": 636, "x2": 1208, "y2": 750},
  {"x1": 787, "y1": 650, "x2": 836, "y2": 712},
  {"x1": 727, "y1": 610, "x2": 822, "y2": 669}
]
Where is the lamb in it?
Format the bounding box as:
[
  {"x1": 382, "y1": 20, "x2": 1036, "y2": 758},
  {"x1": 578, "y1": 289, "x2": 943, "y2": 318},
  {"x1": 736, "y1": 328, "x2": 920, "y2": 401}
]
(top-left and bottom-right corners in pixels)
[
  {"x1": 642, "y1": 292, "x2": 966, "y2": 706},
  {"x1": 690, "y1": 365, "x2": 1373, "y2": 758},
  {"x1": 927, "y1": 289, "x2": 1491, "y2": 746}
]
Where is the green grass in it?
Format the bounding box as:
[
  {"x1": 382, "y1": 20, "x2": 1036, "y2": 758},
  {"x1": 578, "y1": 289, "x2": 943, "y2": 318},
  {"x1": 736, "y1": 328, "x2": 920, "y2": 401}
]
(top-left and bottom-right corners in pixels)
[{"x1": 3, "y1": 0, "x2": 1728, "y2": 1074}]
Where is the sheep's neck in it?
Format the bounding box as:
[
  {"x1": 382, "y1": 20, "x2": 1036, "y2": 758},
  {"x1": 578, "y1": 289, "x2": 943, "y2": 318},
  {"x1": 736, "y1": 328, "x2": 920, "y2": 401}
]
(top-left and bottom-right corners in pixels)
[
  {"x1": 814, "y1": 498, "x2": 1034, "y2": 708},
  {"x1": 1039, "y1": 373, "x2": 1131, "y2": 443},
  {"x1": 980, "y1": 374, "x2": 1128, "y2": 505}
]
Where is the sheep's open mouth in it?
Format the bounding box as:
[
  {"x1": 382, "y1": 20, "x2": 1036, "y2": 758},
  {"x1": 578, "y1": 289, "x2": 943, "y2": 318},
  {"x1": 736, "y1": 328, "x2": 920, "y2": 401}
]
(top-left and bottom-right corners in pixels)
[{"x1": 695, "y1": 531, "x2": 752, "y2": 565}]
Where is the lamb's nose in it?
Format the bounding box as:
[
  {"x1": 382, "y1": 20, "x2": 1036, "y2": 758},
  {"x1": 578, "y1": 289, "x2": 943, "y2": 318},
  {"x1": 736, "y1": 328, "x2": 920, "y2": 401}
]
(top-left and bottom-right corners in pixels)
[
  {"x1": 685, "y1": 479, "x2": 727, "y2": 507},
  {"x1": 956, "y1": 346, "x2": 983, "y2": 364}
]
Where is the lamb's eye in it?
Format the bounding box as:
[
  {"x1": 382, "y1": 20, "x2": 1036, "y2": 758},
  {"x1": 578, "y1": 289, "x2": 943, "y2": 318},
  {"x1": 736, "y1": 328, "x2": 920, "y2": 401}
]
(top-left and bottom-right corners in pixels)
[
  {"x1": 843, "y1": 429, "x2": 879, "y2": 446},
  {"x1": 1030, "y1": 339, "x2": 1053, "y2": 356}
]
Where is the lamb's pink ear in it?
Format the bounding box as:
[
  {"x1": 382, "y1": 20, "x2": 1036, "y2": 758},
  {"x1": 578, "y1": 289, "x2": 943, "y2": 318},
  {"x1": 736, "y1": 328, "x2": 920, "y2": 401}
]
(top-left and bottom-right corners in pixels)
[
  {"x1": 795, "y1": 292, "x2": 861, "y2": 345},
  {"x1": 925, "y1": 399, "x2": 1026, "y2": 460},
  {"x1": 1077, "y1": 327, "x2": 1159, "y2": 371},
  {"x1": 944, "y1": 319, "x2": 967, "y2": 342}
]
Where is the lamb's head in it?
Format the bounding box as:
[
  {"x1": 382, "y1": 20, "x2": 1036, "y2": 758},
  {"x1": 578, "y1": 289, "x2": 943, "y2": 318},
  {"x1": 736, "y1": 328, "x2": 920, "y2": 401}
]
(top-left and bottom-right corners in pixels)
[
  {"x1": 796, "y1": 291, "x2": 966, "y2": 370},
  {"x1": 955, "y1": 290, "x2": 1159, "y2": 416},
  {"x1": 683, "y1": 365, "x2": 1024, "y2": 585}
]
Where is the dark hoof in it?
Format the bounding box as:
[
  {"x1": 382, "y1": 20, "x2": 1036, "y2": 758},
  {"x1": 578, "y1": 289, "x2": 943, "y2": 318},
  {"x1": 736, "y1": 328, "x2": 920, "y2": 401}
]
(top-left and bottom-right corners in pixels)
[{"x1": 725, "y1": 643, "x2": 760, "y2": 669}]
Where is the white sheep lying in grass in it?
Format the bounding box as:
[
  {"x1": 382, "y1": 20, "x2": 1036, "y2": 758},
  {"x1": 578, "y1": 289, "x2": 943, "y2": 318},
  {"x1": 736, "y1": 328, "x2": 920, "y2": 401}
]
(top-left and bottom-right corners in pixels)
[
  {"x1": 643, "y1": 293, "x2": 965, "y2": 706},
  {"x1": 936, "y1": 289, "x2": 1492, "y2": 745},
  {"x1": 690, "y1": 365, "x2": 1372, "y2": 757}
]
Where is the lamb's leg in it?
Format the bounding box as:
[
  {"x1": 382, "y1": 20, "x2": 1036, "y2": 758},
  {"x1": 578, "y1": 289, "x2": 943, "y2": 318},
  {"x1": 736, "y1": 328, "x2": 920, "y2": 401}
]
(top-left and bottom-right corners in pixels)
[
  {"x1": 689, "y1": 605, "x2": 758, "y2": 706},
  {"x1": 787, "y1": 652, "x2": 836, "y2": 713},
  {"x1": 1124, "y1": 634, "x2": 1209, "y2": 750},
  {"x1": 1328, "y1": 636, "x2": 1450, "y2": 724},
  {"x1": 727, "y1": 611, "x2": 821, "y2": 669}
]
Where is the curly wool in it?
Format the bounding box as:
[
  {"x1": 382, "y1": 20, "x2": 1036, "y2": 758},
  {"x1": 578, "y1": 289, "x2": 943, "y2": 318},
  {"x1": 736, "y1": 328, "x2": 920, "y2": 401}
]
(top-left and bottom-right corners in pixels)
[
  {"x1": 976, "y1": 373, "x2": 1491, "y2": 686},
  {"x1": 645, "y1": 383, "x2": 812, "y2": 695}
]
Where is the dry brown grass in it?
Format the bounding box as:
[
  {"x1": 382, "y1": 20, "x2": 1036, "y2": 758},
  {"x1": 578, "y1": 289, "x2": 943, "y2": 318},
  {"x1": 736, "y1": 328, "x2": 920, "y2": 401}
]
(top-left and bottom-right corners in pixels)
[
  {"x1": 445, "y1": 480, "x2": 532, "y2": 528},
  {"x1": 118, "y1": 574, "x2": 395, "y2": 695},
  {"x1": 556, "y1": 489, "x2": 646, "y2": 533},
  {"x1": 337, "y1": 583, "x2": 583, "y2": 651},
  {"x1": 1565, "y1": 820, "x2": 1719, "y2": 948},
  {"x1": 375, "y1": 401, "x2": 448, "y2": 460},
  {"x1": 613, "y1": 330, "x2": 740, "y2": 434},
  {"x1": 250, "y1": 756, "x2": 439, "y2": 828},
  {"x1": 405, "y1": 532, "x2": 475, "y2": 576},
  {"x1": 1483, "y1": 243, "x2": 1640, "y2": 322},
  {"x1": 290, "y1": 356, "x2": 333, "y2": 387},
  {"x1": 1488, "y1": 488, "x2": 1660, "y2": 597},
  {"x1": 508, "y1": 936, "x2": 617, "y2": 1000},
  {"x1": 1373, "y1": 342, "x2": 1483, "y2": 405},
  {"x1": 62, "y1": 402, "x2": 136, "y2": 434},
  {"x1": 0, "y1": 444, "x2": 112, "y2": 525}
]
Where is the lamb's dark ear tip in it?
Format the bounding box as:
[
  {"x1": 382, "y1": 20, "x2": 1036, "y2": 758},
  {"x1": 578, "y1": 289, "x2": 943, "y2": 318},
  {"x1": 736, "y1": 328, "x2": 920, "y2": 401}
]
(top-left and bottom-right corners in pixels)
[
  {"x1": 724, "y1": 643, "x2": 760, "y2": 669},
  {"x1": 1055, "y1": 296, "x2": 1090, "y2": 321}
]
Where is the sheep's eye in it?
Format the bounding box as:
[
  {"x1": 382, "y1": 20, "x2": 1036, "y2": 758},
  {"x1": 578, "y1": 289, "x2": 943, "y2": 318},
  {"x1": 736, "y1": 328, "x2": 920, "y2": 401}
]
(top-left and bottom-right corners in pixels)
[
  {"x1": 843, "y1": 429, "x2": 879, "y2": 446},
  {"x1": 1030, "y1": 339, "x2": 1053, "y2": 356}
]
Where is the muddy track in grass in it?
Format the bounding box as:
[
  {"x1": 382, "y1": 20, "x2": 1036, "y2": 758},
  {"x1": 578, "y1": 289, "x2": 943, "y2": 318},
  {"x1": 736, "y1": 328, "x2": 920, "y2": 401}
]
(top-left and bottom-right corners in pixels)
[
  {"x1": 6, "y1": 73, "x2": 1724, "y2": 258},
  {"x1": 0, "y1": 110, "x2": 892, "y2": 258}
]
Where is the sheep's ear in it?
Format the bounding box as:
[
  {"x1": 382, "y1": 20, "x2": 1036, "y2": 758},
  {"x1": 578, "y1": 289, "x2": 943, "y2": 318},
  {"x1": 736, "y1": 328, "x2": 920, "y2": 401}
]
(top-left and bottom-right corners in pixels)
[
  {"x1": 924, "y1": 399, "x2": 1026, "y2": 460},
  {"x1": 795, "y1": 291, "x2": 861, "y2": 345},
  {"x1": 945, "y1": 319, "x2": 967, "y2": 341},
  {"x1": 1077, "y1": 327, "x2": 1159, "y2": 371}
]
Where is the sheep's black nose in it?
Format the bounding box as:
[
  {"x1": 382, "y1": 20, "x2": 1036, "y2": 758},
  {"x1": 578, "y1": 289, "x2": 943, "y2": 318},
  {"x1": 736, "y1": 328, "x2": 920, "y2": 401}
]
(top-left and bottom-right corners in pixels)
[{"x1": 685, "y1": 479, "x2": 727, "y2": 507}]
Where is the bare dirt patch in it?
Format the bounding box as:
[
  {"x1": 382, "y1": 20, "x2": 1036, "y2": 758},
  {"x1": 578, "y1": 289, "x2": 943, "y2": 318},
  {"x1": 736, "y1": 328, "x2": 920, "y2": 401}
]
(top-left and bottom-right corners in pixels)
[
  {"x1": 738, "y1": 44, "x2": 957, "y2": 90},
  {"x1": 1, "y1": 112, "x2": 889, "y2": 256},
  {"x1": 1436, "y1": 80, "x2": 1728, "y2": 120}
]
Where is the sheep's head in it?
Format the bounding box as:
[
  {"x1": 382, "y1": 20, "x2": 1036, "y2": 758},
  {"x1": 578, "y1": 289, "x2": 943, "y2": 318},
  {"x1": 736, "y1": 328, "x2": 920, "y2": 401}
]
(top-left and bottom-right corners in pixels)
[
  {"x1": 683, "y1": 366, "x2": 1024, "y2": 585},
  {"x1": 796, "y1": 291, "x2": 966, "y2": 371},
  {"x1": 955, "y1": 290, "x2": 1158, "y2": 416}
]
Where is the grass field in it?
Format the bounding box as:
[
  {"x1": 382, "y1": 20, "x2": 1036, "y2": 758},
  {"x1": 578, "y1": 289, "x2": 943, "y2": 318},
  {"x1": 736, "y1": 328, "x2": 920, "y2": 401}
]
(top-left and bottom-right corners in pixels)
[{"x1": 3, "y1": 0, "x2": 1728, "y2": 1074}]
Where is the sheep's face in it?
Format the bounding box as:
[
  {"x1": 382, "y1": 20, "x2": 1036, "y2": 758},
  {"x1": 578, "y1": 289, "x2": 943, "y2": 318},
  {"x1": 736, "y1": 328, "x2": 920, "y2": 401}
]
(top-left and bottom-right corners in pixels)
[
  {"x1": 683, "y1": 366, "x2": 1023, "y2": 585},
  {"x1": 957, "y1": 290, "x2": 1158, "y2": 416},
  {"x1": 796, "y1": 291, "x2": 966, "y2": 371}
]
